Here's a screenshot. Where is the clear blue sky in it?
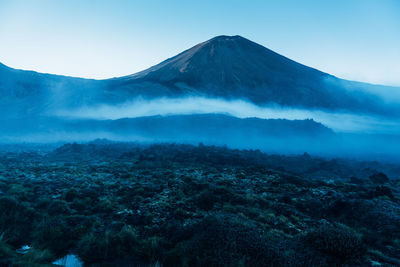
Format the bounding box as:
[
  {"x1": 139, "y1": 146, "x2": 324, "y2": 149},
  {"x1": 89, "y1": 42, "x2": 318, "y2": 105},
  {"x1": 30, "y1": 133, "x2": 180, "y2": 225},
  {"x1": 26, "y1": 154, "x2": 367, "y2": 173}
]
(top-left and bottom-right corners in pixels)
[{"x1": 0, "y1": 0, "x2": 399, "y2": 85}]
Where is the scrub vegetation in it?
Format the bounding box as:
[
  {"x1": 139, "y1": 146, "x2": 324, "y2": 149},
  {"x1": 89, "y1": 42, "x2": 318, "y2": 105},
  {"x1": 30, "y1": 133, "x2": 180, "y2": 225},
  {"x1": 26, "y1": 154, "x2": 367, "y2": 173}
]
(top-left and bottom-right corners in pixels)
[{"x1": 0, "y1": 142, "x2": 399, "y2": 266}]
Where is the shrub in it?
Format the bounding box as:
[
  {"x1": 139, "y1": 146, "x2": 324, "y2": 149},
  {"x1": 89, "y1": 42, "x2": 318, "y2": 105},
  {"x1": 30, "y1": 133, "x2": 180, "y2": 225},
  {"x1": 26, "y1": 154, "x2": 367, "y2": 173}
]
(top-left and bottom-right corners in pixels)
[
  {"x1": 369, "y1": 172, "x2": 389, "y2": 184},
  {"x1": 77, "y1": 226, "x2": 141, "y2": 264},
  {"x1": 63, "y1": 188, "x2": 79, "y2": 202},
  {"x1": 193, "y1": 190, "x2": 217, "y2": 210},
  {"x1": 0, "y1": 239, "x2": 14, "y2": 261},
  {"x1": 0, "y1": 196, "x2": 36, "y2": 245},
  {"x1": 303, "y1": 223, "x2": 366, "y2": 262},
  {"x1": 140, "y1": 236, "x2": 164, "y2": 263},
  {"x1": 165, "y1": 214, "x2": 290, "y2": 266},
  {"x1": 33, "y1": 216, "x2": 72, "y2": 256},
  {"x1": 47, "y1": 199, "x2": 70, "y2": 215}
]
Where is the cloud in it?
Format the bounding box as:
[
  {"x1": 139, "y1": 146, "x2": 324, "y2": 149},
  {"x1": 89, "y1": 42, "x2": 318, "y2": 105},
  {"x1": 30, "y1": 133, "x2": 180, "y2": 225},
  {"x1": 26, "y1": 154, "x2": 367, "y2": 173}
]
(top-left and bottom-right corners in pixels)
[{"x1": 56, "y1": 96, "x2": 400, "y2": 134}]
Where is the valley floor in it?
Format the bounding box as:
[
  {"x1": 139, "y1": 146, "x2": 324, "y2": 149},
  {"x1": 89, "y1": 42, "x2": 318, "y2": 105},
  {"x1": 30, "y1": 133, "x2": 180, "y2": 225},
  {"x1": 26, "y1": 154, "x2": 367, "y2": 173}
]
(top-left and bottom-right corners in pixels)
[{"x1": 0, "y1": 142, "x2": 400, "y2": 266}]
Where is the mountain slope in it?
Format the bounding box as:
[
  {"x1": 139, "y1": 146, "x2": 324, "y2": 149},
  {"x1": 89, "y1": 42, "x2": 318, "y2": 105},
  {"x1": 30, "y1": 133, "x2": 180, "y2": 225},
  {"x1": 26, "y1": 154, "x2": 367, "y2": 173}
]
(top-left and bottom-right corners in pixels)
[
  {"x1": 110, "y1": 35, "x2": 390, "y2": 113},
  {"x1": 0, "y1": 63, "x2": 108, "y2": 118},
  {"x1": 0, "y1": 35, "x2": 398, "y2": 118}
]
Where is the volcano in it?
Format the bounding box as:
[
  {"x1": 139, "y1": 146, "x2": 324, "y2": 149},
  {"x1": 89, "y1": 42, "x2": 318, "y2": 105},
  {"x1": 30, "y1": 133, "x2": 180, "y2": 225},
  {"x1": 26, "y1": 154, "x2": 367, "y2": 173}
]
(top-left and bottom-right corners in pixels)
[
  {"x1": 109, "y1": 35, "x2": 389, "y2": 113},
  {"x1": 0, "y1": 35, "x2": 397, "y2": 117}
]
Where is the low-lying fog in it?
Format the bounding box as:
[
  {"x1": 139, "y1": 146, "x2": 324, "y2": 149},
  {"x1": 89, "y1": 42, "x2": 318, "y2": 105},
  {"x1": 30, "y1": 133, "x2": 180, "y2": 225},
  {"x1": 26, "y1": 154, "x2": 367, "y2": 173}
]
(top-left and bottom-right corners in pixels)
[
  {"x1": 1, "y1": 96, "x2": 399, "y2": 162},
  {"x1": 56, "y1": 97, "x2": 400, "y2": 134}
]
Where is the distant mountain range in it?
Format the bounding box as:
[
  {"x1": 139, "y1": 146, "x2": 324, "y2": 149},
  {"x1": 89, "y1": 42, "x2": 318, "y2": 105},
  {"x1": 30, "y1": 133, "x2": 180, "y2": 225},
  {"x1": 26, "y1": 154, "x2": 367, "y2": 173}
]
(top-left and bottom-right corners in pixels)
[
  {"x1": 2, "y1": 113, "x2": 399, "y2": 160},
  {"x1": 0, "y1": 113, "x2": 336, "y2": 154},
  {"x1": 1, "y1": 35, "x2": 398, "y2": 119}
]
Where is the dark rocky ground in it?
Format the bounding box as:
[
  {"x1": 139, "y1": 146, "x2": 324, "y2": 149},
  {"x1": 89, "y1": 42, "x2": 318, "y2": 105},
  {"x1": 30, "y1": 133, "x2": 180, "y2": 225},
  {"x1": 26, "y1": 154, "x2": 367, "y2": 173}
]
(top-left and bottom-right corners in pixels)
[{"x1": 0, "y1": 142, "x2": 400, "y2": 266}]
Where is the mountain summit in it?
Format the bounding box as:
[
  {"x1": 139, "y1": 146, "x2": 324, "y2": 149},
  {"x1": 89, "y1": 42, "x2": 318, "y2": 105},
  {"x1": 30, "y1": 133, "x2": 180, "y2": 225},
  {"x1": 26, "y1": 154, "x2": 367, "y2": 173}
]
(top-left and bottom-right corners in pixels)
[
  {"x1": 128, "y1": 35, "x2": 322, "y2": 86},
  {"x1": 111, "y1": 35, "x2": 381, "y2": 111}
]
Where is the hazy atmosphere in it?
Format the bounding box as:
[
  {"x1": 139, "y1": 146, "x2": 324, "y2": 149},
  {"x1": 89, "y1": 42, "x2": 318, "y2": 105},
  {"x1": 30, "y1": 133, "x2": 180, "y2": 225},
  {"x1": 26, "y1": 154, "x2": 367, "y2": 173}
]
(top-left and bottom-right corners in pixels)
[{"x1": 1, "y1": 1, "x2": 400, "y2": 267}]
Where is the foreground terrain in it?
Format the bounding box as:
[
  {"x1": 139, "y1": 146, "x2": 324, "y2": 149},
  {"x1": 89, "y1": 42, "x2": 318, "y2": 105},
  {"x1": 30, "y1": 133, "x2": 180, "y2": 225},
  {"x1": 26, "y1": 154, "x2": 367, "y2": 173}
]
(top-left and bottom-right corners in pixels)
[{"x1": 0, "y1": 142, "x2": 400, "y2": 266}]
